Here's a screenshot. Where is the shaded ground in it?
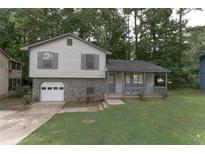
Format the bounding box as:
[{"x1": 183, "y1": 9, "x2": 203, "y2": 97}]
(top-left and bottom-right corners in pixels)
[{"x1": 19, "y1": 89, "x2": 205, "y2": 145}]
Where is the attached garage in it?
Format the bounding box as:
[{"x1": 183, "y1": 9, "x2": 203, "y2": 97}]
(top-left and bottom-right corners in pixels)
[{"x1": 40, "y1": 82, "x2": 64, "y2": 102}]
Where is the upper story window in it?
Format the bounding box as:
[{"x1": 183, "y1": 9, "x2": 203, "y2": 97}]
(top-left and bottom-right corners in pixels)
[
  {"x1": 81, "y1": 54, "x2": 99, "y2": 70},
  {"x1": 16, "y1": 63, "x2": 21, "y2": 70},
  {"x1": 11, "y1": 62, "x2": 16, "y2": 70},
  {"x1": 67, "y1": 39, "x2": 73, "y2": 46},
  {"x1": 86, "y1": 54, "x2": 94, "y2": 69},
  {"x1": 9, "y1": 61, "x2": 21, "y2": 70},
  {"x1": 38, "y1": 52, "x2": 58, "y2": 69}
]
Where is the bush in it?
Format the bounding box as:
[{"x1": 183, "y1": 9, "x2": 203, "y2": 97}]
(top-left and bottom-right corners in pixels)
[
  {"x1": 8, "y1": 85, "x2": 31, "y2": 98},
  {"x1": 192, "y1": 82, "x2": 200, "y2": 89},
  {"x1": 23, "y1": 95, "x2": 32, "y2": 104},
  {"x1": 161, "y1": 91, "x2": 168, "y2": 99},
  {"x1": 21, "y1": 85, "x2": 31, "y2": 94},
  {"x1": 137, "y1": 91, "x2": 144, "y2": 101}
]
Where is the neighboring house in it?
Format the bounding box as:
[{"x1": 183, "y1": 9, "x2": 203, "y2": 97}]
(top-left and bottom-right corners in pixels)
[
  {"x1": 21, "y1": 33, "x2": 170, "y2": 102},
  {"x1": 0, "y1": 48, "x2": 22, "y2": 99},
  {"x1": 199, "y1": 52, "x2": 205, "y2": 90}
]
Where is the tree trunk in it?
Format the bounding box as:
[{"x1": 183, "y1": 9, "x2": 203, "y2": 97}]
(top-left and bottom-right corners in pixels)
[{"x1": 134, "y1": 9, "x2": 139, "y2": 59}]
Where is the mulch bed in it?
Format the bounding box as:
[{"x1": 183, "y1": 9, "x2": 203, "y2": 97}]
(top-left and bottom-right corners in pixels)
[
  {"x1": 0, "y1": 103, "x2": 32, "y2": 111},
  {"x1": 62, "y1": 101, "x2": 102, "y2": 108},
  {"x1": 81, "y1": 118, "x2": 96, "y2": 124}
]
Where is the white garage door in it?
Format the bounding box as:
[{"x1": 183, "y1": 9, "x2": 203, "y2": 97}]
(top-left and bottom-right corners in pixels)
[{"x1": 40, "y1": 82, "x2": 64, "y2": 102}]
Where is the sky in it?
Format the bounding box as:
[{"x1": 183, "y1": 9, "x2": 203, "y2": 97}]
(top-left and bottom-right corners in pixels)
[{"x1": 185, "y1": 9, "x2": 205, "y2": 27}]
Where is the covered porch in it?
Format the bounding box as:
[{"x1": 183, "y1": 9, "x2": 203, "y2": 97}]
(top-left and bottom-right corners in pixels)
[{"x1": 105, "y1": 59, "x2": 170, "y2": 98}]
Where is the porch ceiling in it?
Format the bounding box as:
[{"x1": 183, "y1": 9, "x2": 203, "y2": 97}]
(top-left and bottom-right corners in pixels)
[{"x1": 106, "y1": 59, "x2": 171, "y2": 73}]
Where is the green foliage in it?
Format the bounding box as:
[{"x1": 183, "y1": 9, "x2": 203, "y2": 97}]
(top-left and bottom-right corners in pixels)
[
  {"x1": 23, "y1": 95, "x2": 32, "y2": 104},
  {"x1": 137, "y1": 91, "x2": 144, "y2": 100},
  {"x1": 0, "y1": 8, "x2": 201, "y2": 88},
  {"x1": 8, "y1": 85, "x2": 31, "y2": 98},
  {"x1": 192, "y1": 80, "x2": 200, "y2": 89}
]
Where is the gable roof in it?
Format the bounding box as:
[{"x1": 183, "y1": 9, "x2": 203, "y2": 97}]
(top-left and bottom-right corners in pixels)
[
  {"x1": 20, "y1": 33, "x2": 111, "y2": 54},
  {"x1": 0, "y1": 48, "x2": 22, "y2": 64},
  {"x1": 106, "y1": 59, "x2": 171, "y2": 73}
]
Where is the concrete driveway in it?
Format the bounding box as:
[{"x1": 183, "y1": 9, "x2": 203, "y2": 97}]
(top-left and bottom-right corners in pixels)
[{"x1": 0, "y1": 102, "x2": 64, "y2": 145}]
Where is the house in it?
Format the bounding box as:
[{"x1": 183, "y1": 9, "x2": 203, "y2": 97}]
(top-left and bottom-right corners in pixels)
[
  {"x1": 199, "y1": 52, "x2": 205, "y2": 90},
  {"x1": 21, "y1": 33, "x2": 170, "y2": 102},
  {"x1": 0, "y1": 48, "x2": 22, "y2": 99}
]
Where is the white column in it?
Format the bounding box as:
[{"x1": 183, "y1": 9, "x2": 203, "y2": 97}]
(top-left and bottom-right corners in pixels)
[
  {"x1": 165, "y1": 72, "x2": 167, "y2": 92},
  {"x1": 107, "y1": 72, "x2": 109, "y2": 97}
]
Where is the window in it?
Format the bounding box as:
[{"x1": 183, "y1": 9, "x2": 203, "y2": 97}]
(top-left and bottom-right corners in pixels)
[
  {"x1": 59, "y1": 87, "x2": 64, "y2": 90},
  {"x1": 81, "y1": 54, "x2": 99, "y2": 70},
  {"x1": 133, "y1": 74, "x2": 143, "y2": 84},
  {"x1": 125, "y1": 74, "x2": 131, "y2": 84},
  {"x1": 42, "y1": 52, "x2": 53, "y2": 68},
  {"x1": 16, "y1": 79, "x2": 21, "y2": 88},
  {"x1": 13, "y1": 79, "x2": 17, "y2": 90},
  {"x1": 47, "y1": 87, "x2": 52, "y2": 90},
  {"x1": 41, "y1": 87, "x2": 46, "y2": 90},
  {"x1": 17, "y1": 64, "x2": 21, "y2": 70},
  {"x1": 86, "y1": 54, "x2": 94, "y2": 69},
  {"x1": 11, "y1": 62, "x2": 16, "y2": 70},
  {"x1": 53, "y1": 87, "x2": 58, "y2": 90},
  {"x1": 86, "y1": 87, "x2": 94, "y2": 96},
  {"x1": 38, "y1": 52, "x2": 58, "y2": 69},
  {"x1": 9, "y1": 79, "x2": 12, "y2": 91},
  {"x1": 67, "y1": 39, "x2": 73, "y2": 46}
]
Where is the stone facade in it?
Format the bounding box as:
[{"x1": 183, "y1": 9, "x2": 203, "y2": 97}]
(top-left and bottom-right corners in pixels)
[{"x1": 32, "y1": 78, "x2": 105, "y2": 102}]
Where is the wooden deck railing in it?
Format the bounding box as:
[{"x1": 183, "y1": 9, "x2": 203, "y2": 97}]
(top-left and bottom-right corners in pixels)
[{"x1": 123, "y1": 86, "x2": 166, "y2": 96}]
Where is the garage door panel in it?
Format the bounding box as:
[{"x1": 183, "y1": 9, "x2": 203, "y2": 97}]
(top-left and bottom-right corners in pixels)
[{"x1": 41, "y1": 82, "x2": 64, "y2": 102}]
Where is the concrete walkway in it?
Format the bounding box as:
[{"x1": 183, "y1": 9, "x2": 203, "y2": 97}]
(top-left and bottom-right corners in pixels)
[
  {"x1": 105, "y1": 99, "x2": 125, "y2": 106},
  {"x1": 0, "y1": 102, "x2": 64, "y2": 145},
  {"x1": 58, "y1": 106, "x2": 99, "y2": 113}
]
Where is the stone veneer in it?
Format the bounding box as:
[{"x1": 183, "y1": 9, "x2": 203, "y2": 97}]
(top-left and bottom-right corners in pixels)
[{"x1": 32, "y1": 78, "x2": 105, "y2": 102}]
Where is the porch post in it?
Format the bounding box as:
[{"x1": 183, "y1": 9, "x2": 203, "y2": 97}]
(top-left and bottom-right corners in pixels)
[
  {"x1": 165, "y1": 72, "x2": 167, "y2": 92},
  {"x1": 122, "y1": 72, "x2": 124, "y2": 95},
  {"x1": 107, "y1": 71, "x2": 109, "y2": 97},
  {"x1": 144, "y1": 72, "x2": 146, "y2": 93}
]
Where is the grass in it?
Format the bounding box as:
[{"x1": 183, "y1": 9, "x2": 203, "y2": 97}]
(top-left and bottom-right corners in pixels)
[
  {"x1": 0, "y1": 97, "x2": 23, "y2": 105},
  {"x1": 19, "y1": 89, "x2": 205, "y2": 145}
]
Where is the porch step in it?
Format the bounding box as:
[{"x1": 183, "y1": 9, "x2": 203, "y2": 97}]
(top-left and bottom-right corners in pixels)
[
  {"x1": 98, "y1": 104, "x2": 104, "y2": 111},
  {"x1": 105, "y1": 99, "x2": 125, "y2": 106},
  {"x1": 102, "y1": 101, "x2": 108, "y2": 108}
]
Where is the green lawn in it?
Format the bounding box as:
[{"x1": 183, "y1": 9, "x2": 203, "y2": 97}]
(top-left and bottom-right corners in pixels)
[
  {"x1": 19, "y1": 89, "x2": 205, "y2": 144},
  {"x1": 0, "y1": 97, "x2": 23, "y2": 105}
]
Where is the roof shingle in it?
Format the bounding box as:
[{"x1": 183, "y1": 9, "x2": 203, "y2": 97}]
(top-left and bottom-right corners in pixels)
[{"x1": 106, "y1": 59, "x2": 171, "y2": 72}]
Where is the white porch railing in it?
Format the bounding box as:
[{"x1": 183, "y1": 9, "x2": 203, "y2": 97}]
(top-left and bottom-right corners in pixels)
[{"x1": 123, "y1": 86, "x2": 166, "y2": 96}]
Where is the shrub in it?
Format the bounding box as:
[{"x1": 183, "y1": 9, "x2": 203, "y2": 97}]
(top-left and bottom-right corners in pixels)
[
  {"x1": 192, "y1": 82, "x2": 200, "y2": 89},
  {"x1": 161, "y1": 91, "x2": 168, "y2": 99},
  {"x1": 21, "y1": 85, "x2": 31, "y2": 94},
  {"x1": 23, "y1": 95, "x2": 32, "y2": 104},
  {"x1": 8, "y1": 85, "x2": 31, "y2": 98},
  {"x1": 137, "y1": 91, "x2": 144, "y2": 101}
]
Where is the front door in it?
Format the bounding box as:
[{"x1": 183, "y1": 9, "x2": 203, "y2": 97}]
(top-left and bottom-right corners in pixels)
[{"x1": 108, "y1": 74, "x2": 115, "y2": 93}]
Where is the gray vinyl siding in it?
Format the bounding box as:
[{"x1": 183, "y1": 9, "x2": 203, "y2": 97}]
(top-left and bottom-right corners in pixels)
[
  {"x1": 29, "y1": 36, "x2": 106, "y2": 78},
  {"x1": 0, "y1": 52, "x2": 9, "y2": 97}
]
